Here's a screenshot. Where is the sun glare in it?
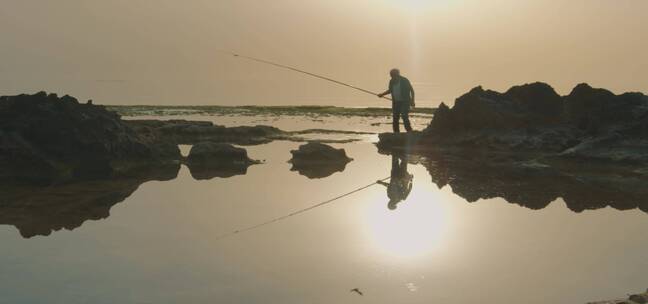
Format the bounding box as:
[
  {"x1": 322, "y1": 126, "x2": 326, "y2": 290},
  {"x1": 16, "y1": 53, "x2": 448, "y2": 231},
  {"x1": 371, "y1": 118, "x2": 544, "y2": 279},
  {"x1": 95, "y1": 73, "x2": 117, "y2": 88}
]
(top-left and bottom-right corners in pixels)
[
  {"x1": 363, "y1": 189, "x2": 448, "y2": 259},
  {"x1": 382, "y1": 0, "x2": 455, "y2": 14}
]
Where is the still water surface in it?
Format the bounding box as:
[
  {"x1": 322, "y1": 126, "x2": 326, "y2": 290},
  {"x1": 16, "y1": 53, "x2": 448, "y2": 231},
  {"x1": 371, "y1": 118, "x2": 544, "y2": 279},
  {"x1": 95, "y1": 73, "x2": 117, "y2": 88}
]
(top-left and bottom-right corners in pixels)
[{"x1": 1, "y1": 114, "x2": 646, "y2": 304}]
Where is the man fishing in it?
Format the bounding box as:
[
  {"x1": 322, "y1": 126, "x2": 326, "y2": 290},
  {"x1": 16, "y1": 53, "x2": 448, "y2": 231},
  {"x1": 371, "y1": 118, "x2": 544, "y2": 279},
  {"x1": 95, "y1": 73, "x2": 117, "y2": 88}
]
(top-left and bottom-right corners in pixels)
[
  {"x1": 378, "y1": 69, "x2": 415, "y2": 133},
  {"x1": 221, "y1": 52, "x2": 416, "y2": 132}
]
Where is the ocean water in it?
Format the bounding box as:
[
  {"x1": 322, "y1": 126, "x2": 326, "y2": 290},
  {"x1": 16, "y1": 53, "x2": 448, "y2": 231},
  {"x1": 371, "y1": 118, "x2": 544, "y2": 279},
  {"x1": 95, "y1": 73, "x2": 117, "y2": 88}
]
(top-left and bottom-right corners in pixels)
[{"x1": 0, "y1": 110, "x2": 646, "y2": 304}]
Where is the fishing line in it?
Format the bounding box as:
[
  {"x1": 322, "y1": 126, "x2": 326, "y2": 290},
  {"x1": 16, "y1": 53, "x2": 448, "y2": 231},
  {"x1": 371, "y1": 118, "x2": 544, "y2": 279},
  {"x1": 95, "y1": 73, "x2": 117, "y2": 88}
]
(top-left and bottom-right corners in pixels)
[
  {"x1": 217, "y1": 50, "x2": 392, "y2": 101},
  {"x1": 215, "y1": 176, "x2": 391, "y2": 241}
]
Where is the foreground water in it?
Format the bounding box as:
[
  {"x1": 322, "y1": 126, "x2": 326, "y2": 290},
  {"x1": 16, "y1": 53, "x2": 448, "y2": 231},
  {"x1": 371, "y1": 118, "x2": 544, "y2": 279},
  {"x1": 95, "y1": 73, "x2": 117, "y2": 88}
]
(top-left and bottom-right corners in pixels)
[{"x1": 1, "y1": 112, "x2": 646, "y2": 304}]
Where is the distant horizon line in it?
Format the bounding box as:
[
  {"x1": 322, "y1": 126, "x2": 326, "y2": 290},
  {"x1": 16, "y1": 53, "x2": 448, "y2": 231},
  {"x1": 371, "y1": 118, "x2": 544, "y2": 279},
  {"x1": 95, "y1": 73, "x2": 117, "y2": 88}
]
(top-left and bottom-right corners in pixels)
[{"x1": 103, "y1": 104, "x2": 438, "y2": 109}]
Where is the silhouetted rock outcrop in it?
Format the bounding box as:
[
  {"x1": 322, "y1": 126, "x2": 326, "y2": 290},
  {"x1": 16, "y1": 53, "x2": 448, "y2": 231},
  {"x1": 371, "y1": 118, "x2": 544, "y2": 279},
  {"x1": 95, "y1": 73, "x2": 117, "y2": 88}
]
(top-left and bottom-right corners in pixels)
[
  {"x1": 185, "y1": 142, "x2": 259, "y2": 180},
  {"x1": 0, "y1": 92, "x2": 181, "y2": 184},
  {"x1": 588, "y1": 288, "x2": 648, "y2": 304},
  {"x1": 379, "y1": 82, "x2": 648, "y2": 165},
  {"x1": 289, "y1": 142, "x2": 352, "y2": 179},
  {"x1": 377, "y1": 82, "x2": 648, "y2": 211}
]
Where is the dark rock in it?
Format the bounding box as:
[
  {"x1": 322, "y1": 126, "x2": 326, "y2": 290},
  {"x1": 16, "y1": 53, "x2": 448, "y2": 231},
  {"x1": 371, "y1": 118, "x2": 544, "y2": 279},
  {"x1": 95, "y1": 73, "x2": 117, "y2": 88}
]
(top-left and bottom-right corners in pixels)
[
  {"x1": 565, "y1": 84, "x2": 648, "y2": 134},
  {"x1": 185, "y1": 142, "x2": 258, "y2": 180},
  {"x1": 378, "y1": 82, "x2": 648, "y2": 165},
  {"x1": 0, "y1": 92, "x2": 181, "y2": 184},
  {"x1": 629, "y1": 294, "x2": 648, "y2": 304},
  {"x1": 505, "y1": 82, "x2": 563, "y2": 122},
  {"x1": 427, "y1": 82, "x2": 562, "y2": 133},
  {"x1": 289, "y1": 142, "x2": 352, "y2": 179},
  {"x1": 186, "y1": 142, "x2": 257, "y2": 164}
]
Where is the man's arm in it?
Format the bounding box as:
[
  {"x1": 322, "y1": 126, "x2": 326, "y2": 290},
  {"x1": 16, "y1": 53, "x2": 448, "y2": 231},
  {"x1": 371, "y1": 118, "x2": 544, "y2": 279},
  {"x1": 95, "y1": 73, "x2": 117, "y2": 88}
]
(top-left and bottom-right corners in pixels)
[{"x1": 377, "y1": 89, "x2": 391, "y2": 98}]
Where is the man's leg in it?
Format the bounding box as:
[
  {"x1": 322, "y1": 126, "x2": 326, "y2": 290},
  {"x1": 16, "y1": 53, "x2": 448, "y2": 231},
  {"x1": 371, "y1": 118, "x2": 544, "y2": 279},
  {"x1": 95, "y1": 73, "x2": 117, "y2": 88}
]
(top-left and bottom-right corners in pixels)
[
  {"x1": 392, "y1": 102, "x2": 401, "y2": 133},
  {"x1": 402, "y1": 103, "x2": 413, "y2": 132}
]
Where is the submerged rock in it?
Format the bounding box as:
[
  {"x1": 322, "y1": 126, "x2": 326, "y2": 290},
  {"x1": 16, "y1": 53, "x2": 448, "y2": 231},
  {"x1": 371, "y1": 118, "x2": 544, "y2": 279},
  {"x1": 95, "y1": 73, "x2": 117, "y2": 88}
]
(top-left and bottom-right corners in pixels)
[
  {"x1": 0, "y1": 92, "x2": 180, "y2": 184},
  {"x1": 185, "y1": 142, "x2": 259, "y2": 180},
  {"x1": 289, "y1": 142, "x2": 352, "y2": 179}
]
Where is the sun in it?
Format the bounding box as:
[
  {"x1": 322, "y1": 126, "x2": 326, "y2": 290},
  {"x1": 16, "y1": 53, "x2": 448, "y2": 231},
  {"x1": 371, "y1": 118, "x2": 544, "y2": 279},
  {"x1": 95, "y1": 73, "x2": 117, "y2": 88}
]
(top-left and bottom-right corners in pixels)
[
  {"x1": 362, "y1": 189, "x2": 448, "y2": 259},
  {"x1": 382, "y1": 0, "x2": 457, "y2": 14},
  {"x1": 383, "y1": 0, "x2": 433, "y2": 10}
]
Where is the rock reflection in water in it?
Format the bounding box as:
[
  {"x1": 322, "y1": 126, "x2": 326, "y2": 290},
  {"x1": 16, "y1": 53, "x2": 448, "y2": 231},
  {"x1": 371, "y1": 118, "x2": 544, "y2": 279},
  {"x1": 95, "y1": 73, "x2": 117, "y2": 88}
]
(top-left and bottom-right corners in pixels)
[
  {"x1": 0, "y1": 163, "x2": 180, "y2": 238},
  {"x1": 418, "y1": 151, "x2": 648, "y2": 213},
  {"x1": 289, "y1": 142, "x2": 353, "y2": 179},
  {"x1": 185, "y1": 162, "x2": 251, "y2": 180}
]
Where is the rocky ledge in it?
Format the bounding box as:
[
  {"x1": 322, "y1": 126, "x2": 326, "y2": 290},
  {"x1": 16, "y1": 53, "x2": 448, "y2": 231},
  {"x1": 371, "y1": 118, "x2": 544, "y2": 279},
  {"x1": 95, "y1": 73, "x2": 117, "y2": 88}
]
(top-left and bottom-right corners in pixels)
[
  {"x1": 0, "y1": 92, "x2": 364, "y2": 184},
  {"x1": 378, "y1": 82, "x2": 648, "y2": 166},
  {"x1": 126, "y1": 119, "x2": 286, "y2": 146},
  {"x1": 0, "y1": 92, "x2": 180, "y2": 184}
]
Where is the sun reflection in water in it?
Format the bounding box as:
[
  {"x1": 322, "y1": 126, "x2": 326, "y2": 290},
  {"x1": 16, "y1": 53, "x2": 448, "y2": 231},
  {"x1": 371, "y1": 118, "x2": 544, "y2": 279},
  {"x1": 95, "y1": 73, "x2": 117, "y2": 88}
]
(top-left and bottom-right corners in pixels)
[{"x1": 363, "y1": 188, "x2": 447, "y2": 259}]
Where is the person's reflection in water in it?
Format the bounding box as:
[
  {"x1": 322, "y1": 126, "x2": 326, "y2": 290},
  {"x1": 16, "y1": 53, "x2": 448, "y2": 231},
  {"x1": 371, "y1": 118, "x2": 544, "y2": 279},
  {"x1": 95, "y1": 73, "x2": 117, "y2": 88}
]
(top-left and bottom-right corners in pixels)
[{"x1": 378, "y1": 155, "x2": 413, "y2": 210}]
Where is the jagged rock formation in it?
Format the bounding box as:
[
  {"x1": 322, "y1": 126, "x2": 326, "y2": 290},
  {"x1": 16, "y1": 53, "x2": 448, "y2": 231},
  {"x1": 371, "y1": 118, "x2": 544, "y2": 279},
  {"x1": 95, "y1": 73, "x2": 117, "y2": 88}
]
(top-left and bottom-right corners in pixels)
[
  {"x1": 0, "y1": 92, "x2": 180, "y2": 184},
  {"x1": 379, "y1": 82, "x2": 648, "y2": 164},
  {"x1": 377, "y1": 83, "x2": 648, "y2": 212},
  {"x1": 289, "y1": 142, "x2": 353, "y2": 179}
]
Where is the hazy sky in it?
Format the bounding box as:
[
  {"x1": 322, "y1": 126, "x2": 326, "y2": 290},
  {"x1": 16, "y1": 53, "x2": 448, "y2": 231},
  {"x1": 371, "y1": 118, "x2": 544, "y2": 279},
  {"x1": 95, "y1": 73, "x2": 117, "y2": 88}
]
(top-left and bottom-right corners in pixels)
[{"x1": 1, "y1": 0, "x2": 646, "y2": 107}]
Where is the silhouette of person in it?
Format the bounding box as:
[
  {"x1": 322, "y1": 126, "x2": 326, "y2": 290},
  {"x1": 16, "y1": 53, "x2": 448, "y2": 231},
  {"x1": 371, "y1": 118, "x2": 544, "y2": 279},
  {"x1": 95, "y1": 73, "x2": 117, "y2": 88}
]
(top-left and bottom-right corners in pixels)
[
  {"x1": 378, "y1": 155, "x2": 413, "y2": 210},
  {"x1": 378, "y1": 68, "x2": 415, "y2": 133}
]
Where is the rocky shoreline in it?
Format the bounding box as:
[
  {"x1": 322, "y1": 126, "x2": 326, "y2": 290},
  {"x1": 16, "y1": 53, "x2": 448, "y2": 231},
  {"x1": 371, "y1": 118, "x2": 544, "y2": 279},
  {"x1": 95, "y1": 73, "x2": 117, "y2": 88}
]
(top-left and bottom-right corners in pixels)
[
  {"x1": 0, "y1": 92, "x2": 361, "y2": 185},
  {"x1": 378, "y1": 82, "x2": 648, "y2": 173},
  {"x1": 376, "y1": 83, "x2": 648, "y2": 214},
  {"x1": 2, "y1": 85, "x2": 647, "y2": 239}
]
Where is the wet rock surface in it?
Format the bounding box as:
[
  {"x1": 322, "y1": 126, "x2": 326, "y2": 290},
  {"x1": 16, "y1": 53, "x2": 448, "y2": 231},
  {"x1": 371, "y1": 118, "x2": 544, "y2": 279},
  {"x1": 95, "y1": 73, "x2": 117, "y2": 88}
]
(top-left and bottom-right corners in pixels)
[
  {"x1": 289, "y1": 142, "x2": 353, "y2": 178},
  {"x1": 185, "y1": 142, "x2": 259, "y2": 180},
  {"x1": 126, "y1": 119, "x2": 286, "y2": 146},
  {"x1": 0, "y1": 92, "x2": 180, "y2": 184},
  {"x1": 125, "y1": 119, "x2": 368, "y2": 145}
]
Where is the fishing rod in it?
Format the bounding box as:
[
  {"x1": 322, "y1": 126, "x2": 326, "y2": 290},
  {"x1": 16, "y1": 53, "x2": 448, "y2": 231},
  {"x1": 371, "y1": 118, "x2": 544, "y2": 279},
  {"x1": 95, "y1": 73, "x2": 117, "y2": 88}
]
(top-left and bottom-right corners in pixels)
[
  {"x1": 215, "y1": 176, "x2": 391, "y2": 241},
  {"x1": 217, "y1": 50, "x2": 392, "y2": 101}
]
